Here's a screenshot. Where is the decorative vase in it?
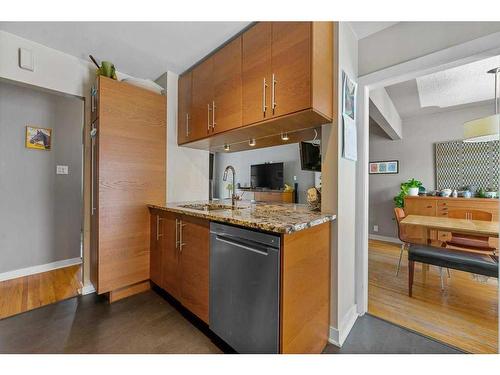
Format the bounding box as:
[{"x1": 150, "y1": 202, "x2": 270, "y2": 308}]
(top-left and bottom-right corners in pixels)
[{"x1": 408, "y1": 187, "x2": 419, "y2": 196}]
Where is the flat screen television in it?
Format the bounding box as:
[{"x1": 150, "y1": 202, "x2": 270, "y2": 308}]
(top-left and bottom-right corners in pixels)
[
  {"x1": 251, "y1": 162, "x2": 284, "y2": 190},
  {"x1": 300, "y1": 142, "x2": 321, "y2": 171}
]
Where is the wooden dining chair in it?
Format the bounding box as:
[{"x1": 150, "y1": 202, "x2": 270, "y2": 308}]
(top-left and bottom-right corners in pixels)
[
  {"x1": 442, "y1": 209, "x2": 496, "y2": 253},
  {"x1": 394, "y1": 207, "x2": 411, "y2": 276}
]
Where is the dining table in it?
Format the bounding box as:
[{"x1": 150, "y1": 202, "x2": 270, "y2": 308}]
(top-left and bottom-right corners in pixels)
[{"x1": 400, "y1": 214, "x2": 499, "y2": 281}]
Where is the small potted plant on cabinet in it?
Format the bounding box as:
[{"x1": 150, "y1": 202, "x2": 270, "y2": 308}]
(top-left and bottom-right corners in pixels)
[{"x1": 394, "y1": 178, "x2": 423, "y2": 208}]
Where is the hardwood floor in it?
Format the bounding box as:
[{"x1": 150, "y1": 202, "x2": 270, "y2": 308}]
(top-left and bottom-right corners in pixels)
[
  {"x1": 368, "y1": 239, "x2": 498, "y2": 354},
  {"x1": 0, "y1": 264, "x2": 82, "y2": 320}
]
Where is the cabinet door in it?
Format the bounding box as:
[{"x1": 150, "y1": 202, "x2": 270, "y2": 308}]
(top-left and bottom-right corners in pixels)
[
  {"x1": 179, "y1": 215, "x2": 210, "y2": 323},
  {"x1": 271, "y1": 22, "x2": 311, "y2": 117},
  {"x1": 161, "y1": 212, "x2": 181, "y2": 301},
  {"x1": 191, "y1": 57, "x2": 214, "y2": 140},
  {"x1": 242, "y1": 22, "x2": 272, "y2": 125},
  {"x1": 178, "y1": 71, "x2": 192, "y2": 144},
  {"x1": 150, "y1": 213, "x2": 162, "y2": 287},
  {"x1": 213, "y1": 36, "x2": 243, "y2": 134}
]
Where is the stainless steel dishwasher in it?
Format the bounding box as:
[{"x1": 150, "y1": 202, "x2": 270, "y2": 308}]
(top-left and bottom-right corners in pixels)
[{"x1": 210, "y1": 222, "x2": 280, "y2": 354}]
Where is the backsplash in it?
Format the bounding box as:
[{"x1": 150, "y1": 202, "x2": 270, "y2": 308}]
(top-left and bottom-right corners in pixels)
[{"x1": 435, "y1": 140, "x2": 499, "y2": 191}]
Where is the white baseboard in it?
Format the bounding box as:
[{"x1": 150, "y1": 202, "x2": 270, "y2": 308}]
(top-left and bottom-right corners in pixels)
[
  {"x1": 81, "y1": 283, "x2": 96, "y2": 295},
  {"x1": 369, "y1": 234, "x2": 402, "y2": 244},
  {"x1": 328, "y1": 304, "x2": 359, "y2": 347},
  {"x1": 0, "y1": 257, "x2": 82, "y2": 282}
]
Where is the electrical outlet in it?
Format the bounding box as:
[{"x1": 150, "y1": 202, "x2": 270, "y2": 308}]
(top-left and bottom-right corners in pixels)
[
  {"x1": 56, "y1": 165, "x2": 69, "y2": 175},
  {"x1": 373, "y1": 225, "x2": 379, "y2": 232}
]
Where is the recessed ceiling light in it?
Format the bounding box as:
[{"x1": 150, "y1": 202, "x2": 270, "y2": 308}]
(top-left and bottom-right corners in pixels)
[
  {"x1": 249, "y1": 138, "x2": 256, "y2": 146},
  {"x1": 223, "y1": 144, "x2": 230, "y2": 151},
  {"x1": 281, "y1": 132, "x2": 289, "y2": 141}
]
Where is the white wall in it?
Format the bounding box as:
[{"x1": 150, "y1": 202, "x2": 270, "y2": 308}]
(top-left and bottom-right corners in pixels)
[
  {"x1": 359, "y1": 22, "x2": 500, "y2": 76},
  {"x1": 369, "y1": 88, "x2": 402, "y2": 140},
  {"x1": 213, "y1": 143, "x2": 315, "y2": 204},
  {"x1": 165, "y1": 71, "x2": 209, "y2": 202},
  {"x1": 322, "y1": 22, "x2": 358, "y2": 346}
]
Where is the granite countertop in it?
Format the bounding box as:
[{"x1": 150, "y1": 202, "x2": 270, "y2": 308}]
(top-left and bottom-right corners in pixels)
[{"x1": 148, "y1": 200, "x2": 336, "y2": 234}]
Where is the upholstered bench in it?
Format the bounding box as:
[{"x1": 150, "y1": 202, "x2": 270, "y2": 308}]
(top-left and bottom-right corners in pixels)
[{"x1": 408, "y1": 245, "x2": 498, "y2": 297}]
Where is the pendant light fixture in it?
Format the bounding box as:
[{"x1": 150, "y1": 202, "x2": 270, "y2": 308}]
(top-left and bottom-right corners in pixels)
[{"x1": 463, "y1": 67, "x2": 500, "y2": 142}]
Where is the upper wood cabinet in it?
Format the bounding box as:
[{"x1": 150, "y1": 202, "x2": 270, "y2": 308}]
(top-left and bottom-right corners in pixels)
[
  {"x1": 178, "y1": 71, "x2": 192, "y2": 144},
  {"x1": 178, "y1": 22, "x2": 335, "y2": 151},
  {"x1": 269, "y1": 22, "x2": 312, "y2": 118},
  {"x1": 191, "y1": 56, "x2": 214, "y2": 140},
  {"x1": 212, "y1": 37, "x2": 243, "y2": 134},
  {"x1": 242, "y1": 22, "x2": 272, "y2": 125}
]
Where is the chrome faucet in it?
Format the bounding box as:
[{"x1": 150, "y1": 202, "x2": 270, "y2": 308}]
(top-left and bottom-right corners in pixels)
[{"x1": 223, "y1": 165, "x2": 237, "y2": 208}]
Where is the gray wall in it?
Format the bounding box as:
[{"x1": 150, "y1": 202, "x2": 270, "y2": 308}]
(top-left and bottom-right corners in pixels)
[
  {"x1": 213, "y1": 143, "x2": 317, "y2": 204},
  {"x1": 0, "y1": 81, "x2": 83, "y2": 273},
  {"x1": 359, "y1": 22, "x2": 500, "y2": 76},
  {"x1": 369, "y1": 103, "x2": 493, "y2": 238}
]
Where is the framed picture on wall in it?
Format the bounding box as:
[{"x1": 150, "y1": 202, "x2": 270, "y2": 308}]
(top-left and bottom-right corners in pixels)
[
  {"x1": 369, "y1": 160, "x2": 399, "y2": 174},
  {"x1": 26, "y1": 126, "x2": 52, "y2": 151}
]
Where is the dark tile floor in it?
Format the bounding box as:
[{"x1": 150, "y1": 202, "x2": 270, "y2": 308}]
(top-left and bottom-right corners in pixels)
[
  {"x1": 0, "y1": 289, "x2": 463, "y2": 354},
  {"x1": 323, "y1": 314, "x2": 463, "y2": 354}
]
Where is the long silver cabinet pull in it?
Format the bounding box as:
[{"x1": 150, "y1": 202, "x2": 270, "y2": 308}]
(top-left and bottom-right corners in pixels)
[
  {"x1": 156, "y1": 216, "x2": 163, "y2": 241},
  {"x1": 186, "y1": 113, "x2": 190, "y2": 137},
  {"x1": 175, "y1": 219, "x2": 179, "y2": 249},
  {"x1": 90, "y1": 121, "x2": 98, "y2": 216},
  {"x1": 271, "y1": 73, "x2": 277, "y2": 113},
  {"x1": 179, "y1": 221, "x2": 187, "y2": 252},
  {"x1": 212, "y1": 101, "x2": 216, "y2": 131},
  {"x1": 207, "y1": 104, "x2": 211, "y2": 132},
  {"x1": 263, "y1": 78, "x2": 268, "y2": 115}
]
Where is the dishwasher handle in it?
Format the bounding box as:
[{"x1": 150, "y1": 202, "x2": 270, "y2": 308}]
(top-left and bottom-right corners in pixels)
[{"x1": 215, "y1": 234, "x2": 271, "y2": 256}]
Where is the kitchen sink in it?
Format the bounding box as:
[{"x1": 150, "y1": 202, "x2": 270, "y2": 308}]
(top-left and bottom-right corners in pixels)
[{"x1": 179, "y1": 203, "x2": 246, "y2": 211}]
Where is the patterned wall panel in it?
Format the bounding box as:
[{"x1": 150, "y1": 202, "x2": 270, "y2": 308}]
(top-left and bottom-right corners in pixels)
[{"x1": 435, "y1": 140, "x2": 499, "y2": 191}]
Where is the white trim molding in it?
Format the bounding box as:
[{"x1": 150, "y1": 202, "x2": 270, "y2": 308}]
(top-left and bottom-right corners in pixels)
[
  {"x1": 81, "y1": 283, "x2": 96, "y2": 295},
  {"x1": 328, "y1": 304, "x2": 359, "y2": 347},
  {"x1": 369, "y1": 234, "x2": 402, "y2": 244},
  {"x1": 0, "y1": 257, "x2": 82, "y2": 282}
]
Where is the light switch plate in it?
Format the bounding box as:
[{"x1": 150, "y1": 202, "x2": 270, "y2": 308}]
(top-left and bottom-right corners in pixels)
[
  {"x1": 56, "y1": 165, "x2": 69, "y2": 175},
  {"x1": 19, "y1": 48, "x2": 34, "y2": 71}
]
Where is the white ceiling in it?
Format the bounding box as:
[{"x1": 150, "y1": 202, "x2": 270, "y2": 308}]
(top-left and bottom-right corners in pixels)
[
  {"x1": 385, "y1": 56, "x2": 499, "y2": 119},
  {"x1": 348, "y1": 22, "x2": 398, "y2": 39},
  {"x1": 0, "y1": 22, "x2": 251, "y2": 79}
]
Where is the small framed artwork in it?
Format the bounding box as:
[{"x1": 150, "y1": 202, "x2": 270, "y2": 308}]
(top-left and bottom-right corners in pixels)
[
  {"x1": 369, "y1": 160, "x2": 399, "y2": 174},
  {"x1": 26, "y1": 126, "x2": 52, "y2": 151}
]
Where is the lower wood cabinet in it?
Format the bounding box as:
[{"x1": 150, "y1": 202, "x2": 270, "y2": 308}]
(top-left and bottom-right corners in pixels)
[{"x1": 149, "y1": 209, "x2": 209, "y2": 323}]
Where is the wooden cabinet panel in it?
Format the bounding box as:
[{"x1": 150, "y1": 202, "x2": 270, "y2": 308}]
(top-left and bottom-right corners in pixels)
[
  {"x1": 191, "y1": 57, "x2": 214, "y2": 140},
  {"x1": 404, "y1": 198, "x2": 436, "y2": 216},
  {"x1": 97, "y1": 77, "x2": 166, "y2": 294},
  {"x1": 179, "y1": 215, "x2": 210, "y2": 323},
  {"x1": 213, "y1": 37, "x2": 242, "y2": 134},
  {"x1": 161, "y1": 212, "x2": 181, "y2": 301},
  {"x1": 242, "y1": 22, "x2": 272, "y2": 125},
  {"x1": 178, "y1": 71, "x2": 192, "y2": 144},
  {"x1": 149, "y1": 213, "x2": 162, "y2": 287},
  {"x1": 271, "y1": 22, "x2": 311, "y2": 117}
]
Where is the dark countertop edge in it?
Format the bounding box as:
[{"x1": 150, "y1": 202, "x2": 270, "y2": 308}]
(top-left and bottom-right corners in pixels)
[{"x1": 147, "y1": 204, "x2": 336, "y2": 234}]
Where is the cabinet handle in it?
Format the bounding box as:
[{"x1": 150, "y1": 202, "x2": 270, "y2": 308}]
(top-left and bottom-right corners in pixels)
[
  {"x1": 207, "y1": 104, "x2": 211, "y2": 133},
  {"x1": 186, "y1": 113, "x2": 190, "y2": 137},
  {"x1": 263, "y1": 77, "x2": 268, "y2": 115},
  {"x1": 271, "y1": 73, "x2": 277, "y2": 113},
  {"x1": 212, "y1": 101, "x2": 216, "y2": 131},
  {"x1": 179, "y1": 221, "x2": 187, "y2": 252},
  {"x1": 156, "y1": 216, "x2": 163, "y2": 241},
  {"x1": 175, "y1": 218, "x2": 179, "y2": 248},
  {"x1": 90, "y1": 121, "x2": 98, "y2": 216}
]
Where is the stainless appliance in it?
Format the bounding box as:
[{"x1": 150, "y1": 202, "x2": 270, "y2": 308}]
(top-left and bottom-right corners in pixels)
[{"x1": 210, "y1": 222, "x2": 280, "y2": 353}]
